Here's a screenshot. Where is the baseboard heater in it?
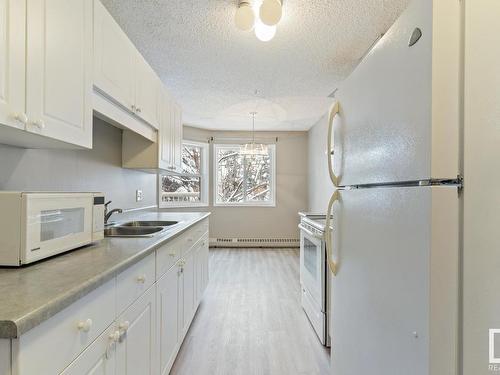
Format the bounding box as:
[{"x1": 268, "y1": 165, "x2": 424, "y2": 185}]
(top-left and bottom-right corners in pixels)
[{"x1": 209, "y1": 237, "x2": 300, "y2": 248}]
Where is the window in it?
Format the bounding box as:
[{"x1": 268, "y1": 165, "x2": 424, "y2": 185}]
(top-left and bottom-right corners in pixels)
[
  {"x1": 160, "y1": 141, "x2": 208, "y2": 207},
  {"x1": 214, "y1": 144, "x2": 276, "y2": 206}
]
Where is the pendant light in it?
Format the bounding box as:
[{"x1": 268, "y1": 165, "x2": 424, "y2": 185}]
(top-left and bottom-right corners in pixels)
[
  {"x1": 240, "y1": 112, "x2": 268, "y2": 156},
  {"x1": 235, "y1": 1, "x2": 255, "y2": 31},
  {"x1": 259, "y1": 0, "x2": 283, "y2": 26}
]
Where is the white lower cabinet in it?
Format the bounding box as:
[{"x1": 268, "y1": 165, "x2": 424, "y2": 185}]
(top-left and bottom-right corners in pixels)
[
  {"x1": 60, "y1": 325, "x2": 117, "y2": 375},
  {"x1": 156, "y1": 263, "x2": 180, "y2": 375},
  {"x1": 7, "y1": 219, "x2": 209, "y2": 375},
  {"x1": 116, "y1": 286, "x2": 156, "y2": 375},
  {"x1": 181, "y1": 249, "x2": 195, "y2": 336}
]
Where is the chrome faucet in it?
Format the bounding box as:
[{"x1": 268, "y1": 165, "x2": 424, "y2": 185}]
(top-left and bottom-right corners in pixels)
[{"x1": 104, "y1": 201, "x2": 123, "y2": 225}]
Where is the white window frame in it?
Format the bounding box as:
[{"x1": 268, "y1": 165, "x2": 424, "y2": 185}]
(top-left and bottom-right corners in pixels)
[
  {"x1": 159, "y1": 140, "x2": 209, "y2": 208},
  {"x1": 213, "y1": 143, "x2": 276, "y2": 207}
]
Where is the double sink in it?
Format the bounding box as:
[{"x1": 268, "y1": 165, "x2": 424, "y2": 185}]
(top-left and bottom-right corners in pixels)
[{"x1": 105, "y1": 220, "x2": 179, "y2": 238}]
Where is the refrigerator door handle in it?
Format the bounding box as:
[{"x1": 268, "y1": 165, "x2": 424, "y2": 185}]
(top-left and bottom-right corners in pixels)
[
  {"x1": 325, "y1": 190, "x2": 340, "y2": 275},
  {"x1": 327, "y1": 102, "x2": 340, "y2": 187}
]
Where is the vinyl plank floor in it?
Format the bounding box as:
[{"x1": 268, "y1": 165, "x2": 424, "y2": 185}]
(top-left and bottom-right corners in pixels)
[{"x1": 170, "y1": 248, "x2": 330, "y2": 375}]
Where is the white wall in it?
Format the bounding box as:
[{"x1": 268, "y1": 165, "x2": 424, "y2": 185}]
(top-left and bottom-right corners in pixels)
[
  {"x1": 161, "y1": 126, "x2": 309, "y2": 241},
  {"x1": 0, "y1": 118, "x2": 157, "y2": 211},
  {"x1": 307, "y1": 113, "x2": 334, "y2": 213}
]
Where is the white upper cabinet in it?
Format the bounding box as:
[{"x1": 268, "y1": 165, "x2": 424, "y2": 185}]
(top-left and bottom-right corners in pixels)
[
  {"x1": 0, "y1": 0, "x2": 92, "y2": 148},
  {"x1": 172, "y1": 102, "x2": 183, "y2": 172},
  {"x1": 134, "y1": 52, "x2": 160, "y2": 129},
  {"x1": 26, "y1": 0, "x2": 93, "y2": 149},
  {"x1": 0, "y1": 0, "x2": 26, "y2": 131},
  {"x1": 94, "y1": 0, "x2": 160, "y2": 130},
  {"x1": 122, "y1": 87, "x2": 183, "y2": 173},
  {"x1": 93, "y1": 0, "x2": 135, "y2": 112},
  {"x1": 159, "y1": 89, "x2": 174, "y2": 171}
]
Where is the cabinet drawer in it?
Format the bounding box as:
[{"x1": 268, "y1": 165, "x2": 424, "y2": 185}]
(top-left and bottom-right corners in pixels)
[
  {"x1": 156, "y1": 236, "x2": 181, "y2": 279},
  {"x1": 181, "y1": 220, "x2": 208, "y2": 256},
  {"x1": 116, "y1": 253, "x2": 155, "y2": 315},
  {"x1": 15, "y1": 279, "x2": 116, "y2": 375}
]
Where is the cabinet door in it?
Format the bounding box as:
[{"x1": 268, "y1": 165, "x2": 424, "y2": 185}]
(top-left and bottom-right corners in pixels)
[
  {"x1": 182, "y1": 250, "x2": 195, "y2": 334},
  {"x1": 26, "y1": 0, "x2": 93, "y2": 148},
  {"x1": 159, "y1": 90, "x2": 173, "y2": 170},
  {"x1": 134, "y1": 53, "x2": 160, "y2": 129},
  {"x1": 116, "y1": 286, "x2": 156, "y2": 375},
  {"x1": 94, "y1": 0, "x2": 135, "y2": 113},
  {"x1": 0, "y1": 0, "x2": 26, "y2": 130},
  {"x1": 60, "y1": 325, "x2": 117, "y2": 375},
  {"x1": 172, "y1": 103, "x2": 183, "y2": 172},
  {"x1": 202, "y1": 239, "x2": 209, "y2": 295},
  {"x1": 157, "y1": 263, "x2": 180, "y2": 375}
]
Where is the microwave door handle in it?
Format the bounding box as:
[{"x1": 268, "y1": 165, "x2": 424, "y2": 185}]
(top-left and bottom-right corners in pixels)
[
  {"x1": 298, "y1": 224, "x2": 323, "y2": 240},
  {"x1": 327, "y1": 102, "x2": 340, "y2": 187}
]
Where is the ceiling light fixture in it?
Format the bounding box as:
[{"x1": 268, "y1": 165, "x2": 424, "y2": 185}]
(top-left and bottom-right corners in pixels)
[
  {"x1": 259, "y1": 0, "x2": 282, "y2": 26},
  {"x1": 234, "y1": 0, "x2": 282, "y2": 41},
  {"x1": 235, "y1": 1, "x2": 255, "y2": 31},
  {"x1": 254, "y1": 18, "x2": 277, "y2": 42},
  {"x1": 240, "y1": 112, "x2": 268, "y2": 156}
]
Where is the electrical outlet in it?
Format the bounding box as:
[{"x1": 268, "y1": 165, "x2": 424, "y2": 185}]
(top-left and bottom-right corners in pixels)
[{"x1": 136, "y1": 189, "x2": 144, "y2": 202}]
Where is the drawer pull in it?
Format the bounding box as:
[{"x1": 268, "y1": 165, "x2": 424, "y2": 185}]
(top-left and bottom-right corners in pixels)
[
  {"x1": 109, "y1": 330, "x2": 120, "y2": 342},
  {"x1": 119, "y1": 321, "x2": 130, "y2": 332},
  {"x1": 118, "y1": 321, "x2": 130, "y2": 343},
  {"x1": 77, "y1": 318, "x2": 93, "y2": 332},
  {"x1": 136, "y1": 275, "x2": 146, "y2": 284},
  {"x1": 169, "y1": 252, "x2": 176, "y2": 257}
]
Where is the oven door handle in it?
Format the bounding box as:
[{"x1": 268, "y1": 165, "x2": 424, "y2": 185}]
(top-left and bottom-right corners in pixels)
[{"x1": 298, "y1": 224, "x2": 323, "y2": 240}]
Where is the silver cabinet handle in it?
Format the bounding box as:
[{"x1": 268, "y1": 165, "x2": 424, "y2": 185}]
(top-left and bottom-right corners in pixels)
[
  {"x1": 327, "y1": 102, "x2": 340, "y2": 186},
  {"x1": 136, "y1": 107, "x2": 142, "y2": 113}
]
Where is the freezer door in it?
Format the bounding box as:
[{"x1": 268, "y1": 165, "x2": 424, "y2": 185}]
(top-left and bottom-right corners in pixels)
[
  {"x1": 332, "y1": 0, "x2": 461, "y2": 186},
  {"x1": 329, "y1": 186, "x2": 459, "y2": 375}
]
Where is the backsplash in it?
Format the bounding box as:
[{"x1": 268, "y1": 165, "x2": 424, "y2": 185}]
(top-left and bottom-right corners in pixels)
[{"x1": 0, "y1": 117, "x2": 157, "y2": 212}]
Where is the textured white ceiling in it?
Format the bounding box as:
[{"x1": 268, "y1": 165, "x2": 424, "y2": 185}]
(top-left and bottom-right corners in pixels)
[{"x1": 101, "y1": 0, "x2": 410, "y2": 131}]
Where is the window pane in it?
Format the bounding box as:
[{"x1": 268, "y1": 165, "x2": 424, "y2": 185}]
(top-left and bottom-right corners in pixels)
[
  {"x1": 216, "y1": 148, "x2": 244, "y2": 203},
  {"x1": 162, "y1": 175, "x2": 201, "y2": 203},
  {"x1": 246, "y1": 154, "x2": 271, "y2": 202},
  {"x1": 182, "y1": 144, "x2": 202, "y2": 175}
]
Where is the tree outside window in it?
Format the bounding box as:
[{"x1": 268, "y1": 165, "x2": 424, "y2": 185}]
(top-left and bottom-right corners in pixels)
[{"x1": 214, "y1": 144, "x2": 276, "y2": 206}]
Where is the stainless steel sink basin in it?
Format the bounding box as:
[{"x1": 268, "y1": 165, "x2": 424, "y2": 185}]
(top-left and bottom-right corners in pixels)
[
  {"x1": 104, "y1": 226, "x2": 165, "y2": 238},
  {"x1": 121, "y1": 220, "x2": 178, "y2": 227}
]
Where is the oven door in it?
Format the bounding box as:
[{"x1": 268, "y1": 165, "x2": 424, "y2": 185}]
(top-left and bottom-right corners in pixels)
[
  {"x1": 22, "y1": 193, "x2": 93, "y2": 264},
  {"x1": 299, "y1": 225, "x2": 326, "y2": 310}
]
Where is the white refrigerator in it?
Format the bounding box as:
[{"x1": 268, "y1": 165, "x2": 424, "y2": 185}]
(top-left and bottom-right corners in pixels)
[{"x1": 325, "y1": 0, "x2": 463, "y2": 375}]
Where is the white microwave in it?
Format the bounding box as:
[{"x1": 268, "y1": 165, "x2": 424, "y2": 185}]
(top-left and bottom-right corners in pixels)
[{"x1": 0, "y1": 192, "x2": 105, "y2": 266}]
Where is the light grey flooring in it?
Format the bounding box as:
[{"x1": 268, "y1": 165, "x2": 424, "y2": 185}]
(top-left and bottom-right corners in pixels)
[{"x1": 170, "y1": 248, "x2": 330, "y2": 375}]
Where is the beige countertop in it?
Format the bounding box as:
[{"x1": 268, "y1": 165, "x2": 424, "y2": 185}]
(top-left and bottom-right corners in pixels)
[{"x1": 0, "y1": 211, "x2": 210, "y2": 339}]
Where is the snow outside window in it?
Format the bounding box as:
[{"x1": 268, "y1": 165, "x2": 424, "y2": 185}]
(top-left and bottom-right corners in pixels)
[{"x1": 160, "y1": 141, "x2": 209, "y2": 207}]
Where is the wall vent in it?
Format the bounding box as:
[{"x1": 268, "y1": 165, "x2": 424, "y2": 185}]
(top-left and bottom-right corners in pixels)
[{"x1": 210, "y1": 237, "x2": 299, "y2": 248}]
